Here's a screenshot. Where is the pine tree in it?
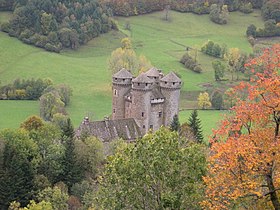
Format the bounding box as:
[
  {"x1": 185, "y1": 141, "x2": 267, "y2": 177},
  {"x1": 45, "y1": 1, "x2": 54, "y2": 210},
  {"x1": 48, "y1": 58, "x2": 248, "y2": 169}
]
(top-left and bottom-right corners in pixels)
[
  {"x1": 62, "y1": 118, "x2": 83, "y2": 189},
  {"x1": 170, "y1": 114, "x2": 180, "y2": 132},
  {"x1": 188, "y1": 110, "x2": 204, "y2": 143}
]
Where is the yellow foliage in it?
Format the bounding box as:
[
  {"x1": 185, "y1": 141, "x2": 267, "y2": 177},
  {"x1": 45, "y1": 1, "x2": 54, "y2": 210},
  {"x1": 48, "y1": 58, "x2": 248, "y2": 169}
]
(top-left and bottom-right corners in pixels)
[{"x1": 197, "y1": 92, "x2": 211, "y2": 109}]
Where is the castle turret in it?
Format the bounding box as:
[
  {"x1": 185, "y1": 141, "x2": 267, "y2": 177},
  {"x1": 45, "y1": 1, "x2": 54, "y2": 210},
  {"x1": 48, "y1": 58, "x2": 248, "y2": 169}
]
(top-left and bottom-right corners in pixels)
[
  {"x1": 112, "y1": 68, "x2": 132, "y2": 120},
  {"x1": 145, "y1": 67, "x2": 161, "y2": 85},
  {"x1": 160, "y1": 72, "x2": 182, "y2": 126},
  {"x1": 131, "y1": 73, "x2": 153, "y2": 134}
]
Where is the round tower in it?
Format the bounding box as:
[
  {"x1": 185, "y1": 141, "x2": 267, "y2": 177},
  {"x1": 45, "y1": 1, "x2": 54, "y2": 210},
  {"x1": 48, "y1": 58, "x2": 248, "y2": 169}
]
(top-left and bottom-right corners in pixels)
[
  {"x1": 130, "y1": 73, "x2": 153, "y2": 134},
  {"x1": 112, "y1": 68, "x2": 132, "y2": 120},
  {"x1": 160, "y1": 72, "x2": 182, "y2": 126}
]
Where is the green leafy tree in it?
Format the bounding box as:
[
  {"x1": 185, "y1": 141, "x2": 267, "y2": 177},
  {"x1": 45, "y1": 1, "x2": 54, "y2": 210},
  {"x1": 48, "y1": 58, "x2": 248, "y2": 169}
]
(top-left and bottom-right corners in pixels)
[
  {"x1": 75, "y1": 137, "x2": 104, "y2": 179},
  {"x1": 212, "y1": 60, "x2": 225, "y2": 81},
  {"x1": 97, "y1": 128, "x2": 206, "y2": 209},
  {"x1": 39, "y1": 91, "x2": 66, "y2": 121},
  {"x1": 38, "y1": 186, "x2": 68, "y2": 210},
  {"x1": 246, "y1": 24, "x2": 257, "y2": 37},
  {"x1": 188, "y1": 110, "x2": 204, "y2": 143},
  {"x1": 211, "y1": 91, "x2": 224, "y2": 110}
]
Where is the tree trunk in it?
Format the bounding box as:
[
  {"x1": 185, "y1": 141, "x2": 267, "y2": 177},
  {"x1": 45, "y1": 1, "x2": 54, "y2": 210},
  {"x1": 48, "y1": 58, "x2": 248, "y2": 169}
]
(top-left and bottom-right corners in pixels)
[{"x1": 266, "y1": 172, "x2": 280, "y2": 210}]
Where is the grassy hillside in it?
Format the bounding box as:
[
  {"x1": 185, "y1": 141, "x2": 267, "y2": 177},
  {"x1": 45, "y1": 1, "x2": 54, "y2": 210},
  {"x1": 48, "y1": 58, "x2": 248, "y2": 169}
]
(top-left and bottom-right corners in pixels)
[{"x1": 0, "y1": 10, "x2": 264, "y2": 137}]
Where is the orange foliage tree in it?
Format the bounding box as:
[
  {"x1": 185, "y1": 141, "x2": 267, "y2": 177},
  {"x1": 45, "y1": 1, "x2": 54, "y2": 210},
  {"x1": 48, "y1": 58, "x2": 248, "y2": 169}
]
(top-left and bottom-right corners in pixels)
[{"x1": 202, "y1": 44, "x2": 280, "y2": 209}]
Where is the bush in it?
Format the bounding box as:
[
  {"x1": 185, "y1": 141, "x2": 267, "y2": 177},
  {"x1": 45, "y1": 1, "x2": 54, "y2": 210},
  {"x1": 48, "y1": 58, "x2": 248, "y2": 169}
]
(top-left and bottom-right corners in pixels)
[
  {"x1": 209, "y1": 4, "x2": 229, "y2": 25},
  {"x1": 0, "y1": 22, "x2": 10, "y2": 33},
  {"x1": 240, "y1": 2, "x2": 253, "y2": 14},
  {"x1": 180, "y1": 53, "x2": 202, "y2": 73},
  {"x1": 201, "y1": 40, "x2": 225, "y2": 58},
  {"x1": 246, "y1": 24, "x2": 257, "y2": 37},
  {"x1": 211, "y1": 91, "x2": 224, "y2": 110}
]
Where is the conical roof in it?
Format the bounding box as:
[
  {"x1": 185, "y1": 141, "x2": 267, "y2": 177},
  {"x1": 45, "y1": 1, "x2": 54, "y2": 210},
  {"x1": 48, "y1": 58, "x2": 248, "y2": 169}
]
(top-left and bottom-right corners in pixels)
[
  {"x1": 160, "y1": 72, "x2": 181, "y2": 83},
  {"x1": 113, "y1": 68, "x2": 133, "y2": 79},
  {"x1": 132, "y1": 73, "x2": 153, "y2": 83},
  {"x1": 145, "y1": 67, "x2": 160, "y2": 77}
]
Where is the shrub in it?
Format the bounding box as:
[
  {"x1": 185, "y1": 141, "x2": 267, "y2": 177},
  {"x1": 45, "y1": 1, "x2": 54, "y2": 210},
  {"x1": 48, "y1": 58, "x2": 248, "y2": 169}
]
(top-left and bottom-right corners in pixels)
[
  {"x1": 180, "y1": 53, "x2": 202, "y2": 73},
  {"x1": 211, "y1": 91, "x2": 224, "y2": 110},
  {"x1": 239, "y1": 2, "x2": 253, "y2": 14}
]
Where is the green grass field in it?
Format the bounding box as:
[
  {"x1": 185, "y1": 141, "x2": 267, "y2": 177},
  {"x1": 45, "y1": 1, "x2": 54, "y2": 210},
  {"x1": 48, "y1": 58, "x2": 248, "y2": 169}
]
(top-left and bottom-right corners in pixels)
[{"x1": 0, "y1": 10, "x2": 264, "y2": 131}]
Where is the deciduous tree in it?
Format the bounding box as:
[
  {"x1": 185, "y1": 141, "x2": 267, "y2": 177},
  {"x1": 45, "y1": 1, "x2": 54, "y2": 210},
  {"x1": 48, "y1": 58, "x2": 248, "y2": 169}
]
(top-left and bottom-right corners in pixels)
[
  {"x1": 97, "y1": 128, "x2": 206, "y2": 209},
  {"x1": 203, "y1": 44, "x2": 280, "y2": 210},
  {"x1": 198, "y1": 92, "x2": 211, "y2": 109}
]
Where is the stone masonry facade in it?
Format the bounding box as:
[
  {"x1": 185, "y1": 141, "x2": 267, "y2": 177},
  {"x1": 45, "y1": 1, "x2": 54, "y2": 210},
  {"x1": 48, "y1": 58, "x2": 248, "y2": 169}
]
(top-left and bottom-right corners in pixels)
[{"x1": 112, "y1": 67, "x2": 182, "y2": 134}]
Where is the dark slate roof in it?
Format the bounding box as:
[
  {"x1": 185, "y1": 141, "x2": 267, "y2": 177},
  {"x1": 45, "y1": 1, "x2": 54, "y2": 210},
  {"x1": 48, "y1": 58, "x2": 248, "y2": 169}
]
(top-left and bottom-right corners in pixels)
[
  {"x1": 113, "y1": 68, "x2": 133, "y2": 79},
  {"x1": 76, "y1": 118, "x2": 142, "y2": 142},
  {"x1": 151, "y1": 87, "x2": 164, "y2": 99},
  {"x1": 160, "y1": 72, "x2": 181, "y2": 83},
  {"x1": 145, "y1": 67, "x2": 160, "y2": 77},
  {"x1": 132, "y1": 73, "x2": 153, "y2": 83}
]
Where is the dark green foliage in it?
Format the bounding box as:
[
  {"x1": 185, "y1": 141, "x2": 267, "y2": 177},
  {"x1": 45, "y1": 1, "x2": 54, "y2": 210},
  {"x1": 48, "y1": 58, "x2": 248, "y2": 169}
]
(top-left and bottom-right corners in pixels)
[
  {"x1": 3, "y1": 0, "x2": 115, "y2": 52},
  {"x1": 209, "y1": 4, "x2": 229, "y2": 25},
  {"x1": 239, "y1": 2, "x2": 253, "y2": 13},
  {"x1": 211, "y1": 91, "x2": 224, "y2": 110},
  {"x1": 212, "y1": 60, "x2": 225, "y2": 81},
  {"x1": 0, "y1": 0, "x2": 13, "y2": 11},
  {"x1": 62, "y1": 119, "x2": 83, "y2": 189},
  {"x1": 0, "y1": 78, "x2": 52, "y2": 100},
  {"x1": 188, "y1": 110, "x2": 204, "y2": 144},
  {"x1": 170, "y1": 114, "x2": 180, "y2": 132},
  {"x1": 262, "y1": 0, "x2": 280, "y2": 21},
  {"x1": 0, "y1": 129, "x2": 39, "y2": 209},
  {"x1": 246, "y1": 24, "x2": 257, "y2": 37},
  {"x1": 253, "y1": 19, "x2": 280, "y2": 37},
  {"x1": 180, "y1": 52, "x2": 202, "y2": 73},
  {"x1": 201, "y1": 40, "x2": 226, "y2": 58}
]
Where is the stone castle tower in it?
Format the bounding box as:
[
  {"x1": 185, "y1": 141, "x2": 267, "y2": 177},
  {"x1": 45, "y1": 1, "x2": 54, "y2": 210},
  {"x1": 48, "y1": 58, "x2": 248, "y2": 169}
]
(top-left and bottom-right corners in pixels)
[{"x1": 112, "y1": 68, "x2": 182, "y2": 134}]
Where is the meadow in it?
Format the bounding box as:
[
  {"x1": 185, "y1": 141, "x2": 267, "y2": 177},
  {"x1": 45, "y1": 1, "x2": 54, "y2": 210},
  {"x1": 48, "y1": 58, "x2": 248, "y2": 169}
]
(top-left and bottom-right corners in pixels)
[{"x1": 0, "y1": 10, "x2": 265, "y2": 136}]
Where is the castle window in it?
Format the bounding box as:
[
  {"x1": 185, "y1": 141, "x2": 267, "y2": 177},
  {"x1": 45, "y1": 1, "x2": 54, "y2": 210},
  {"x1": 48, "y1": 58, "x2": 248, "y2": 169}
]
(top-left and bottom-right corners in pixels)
[
  {"x1": 113, "y1": 109, "x2": 116, "y2": 113},
  {"x1": 173, "y1": 82, "x2": 175, "y2": 85},
  {"x1": 138, "y1": 83, "x2": 140, "y2": 86},
  {"x1": 114, "y1": 89, "x2": 118, "y2": 96},
  {"x1": 142, "y1": 112, "x2": 144, "y2": 117},
  {"x1": 150, "y1": 125, "x2": 153, "y2": 130},
  {"x1": 146, "y1": 83, "x2": 148, "y2": 86},
  {"x1": 159, "y1": 111, "x2": 162, "y2": 118},
  {"x1": 143, "y1": 125, "x2": 145, "y2": 129},
  {"x1": 114, "y1": 78, "x2": 117, "y2": 81},
  {"x1": 165, "y1": 82, "x2": 167, "y2": 84},
  {"x1": 123, "y1": 79, "x2": 125, "y2": 82}
]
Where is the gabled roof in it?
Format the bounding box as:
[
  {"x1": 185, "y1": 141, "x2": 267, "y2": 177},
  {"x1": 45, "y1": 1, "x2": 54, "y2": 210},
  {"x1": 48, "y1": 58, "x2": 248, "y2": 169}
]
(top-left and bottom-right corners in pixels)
[
  {"x1": 113, "y1": 68, "x2": 133, "y2": 79},
  {"x1": 160, "y1": 72, "x2": 181, "y2": 83},
  {"x1": 145, "y1": 67, "x2": 160, "y2": 77},
  {"x1": 76, "y1": 118, "x2": 142, "y2": 142},
  {"x1": 132, "y1": 73, "x2": 153, "y2": 83}
]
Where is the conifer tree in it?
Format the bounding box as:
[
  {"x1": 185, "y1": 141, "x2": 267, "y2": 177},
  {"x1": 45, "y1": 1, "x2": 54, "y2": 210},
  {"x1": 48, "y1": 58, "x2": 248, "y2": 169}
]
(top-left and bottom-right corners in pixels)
[
  {"x1": 188, "y1": 110, "x2": 204, "y2": 143},
  {"x1": 62, "y1": 118, "x2": 83, "y2": 189},
  {"x1": 170, "y1": 114, "x2": 180, "y2": 132}
]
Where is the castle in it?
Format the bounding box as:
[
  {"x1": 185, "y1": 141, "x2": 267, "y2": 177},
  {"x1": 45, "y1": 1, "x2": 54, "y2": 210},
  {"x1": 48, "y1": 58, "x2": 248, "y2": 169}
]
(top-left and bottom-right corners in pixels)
[
  {"x1": 112, "y1": 67, "x2": 182, "y2": 134},
  {"x1": 76, "y1": 67, "x2": 182, "y2": 142}
]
